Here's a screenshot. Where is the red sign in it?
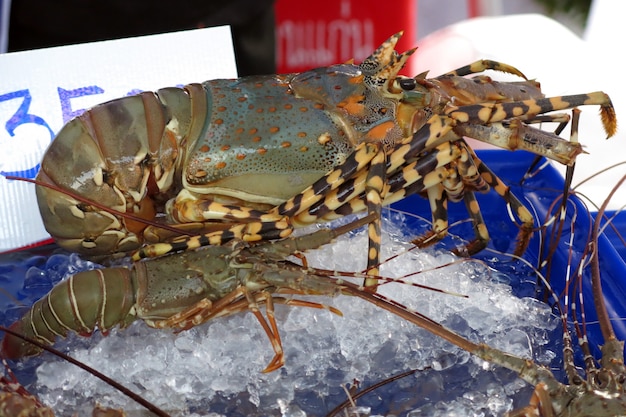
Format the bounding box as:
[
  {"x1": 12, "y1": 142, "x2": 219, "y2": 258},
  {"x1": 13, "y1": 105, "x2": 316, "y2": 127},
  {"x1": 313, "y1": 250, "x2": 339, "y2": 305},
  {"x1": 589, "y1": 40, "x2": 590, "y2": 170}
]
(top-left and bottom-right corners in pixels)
[{"x1": 275, "y1": 0, "x2": 417, "y2": 75}]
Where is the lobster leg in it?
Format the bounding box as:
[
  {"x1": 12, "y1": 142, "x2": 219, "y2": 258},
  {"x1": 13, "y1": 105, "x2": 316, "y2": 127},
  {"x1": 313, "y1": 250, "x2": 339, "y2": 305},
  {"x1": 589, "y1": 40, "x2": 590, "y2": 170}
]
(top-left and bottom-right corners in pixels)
[
  {"x1": 409, "y1": 185, "x2": 450, "y2": 249},
  {"x1": 363, "y1": 146, "x2": 387, "y2": 288},
  {"x1": 447, "y1": 92, "x2": 617, "y2": 140},
  {"x1": 454, "y1": 118, "x2": 584, "y2": 166},
  {"x1": 441, "y1": 59, "x2": 529, "y2": 79},
  {"x1": 147, "y1": 282, "x2": 345, "y2": 373},
  {"x1": 471, "y1": 151, "x2": 535, "y2": 254}
]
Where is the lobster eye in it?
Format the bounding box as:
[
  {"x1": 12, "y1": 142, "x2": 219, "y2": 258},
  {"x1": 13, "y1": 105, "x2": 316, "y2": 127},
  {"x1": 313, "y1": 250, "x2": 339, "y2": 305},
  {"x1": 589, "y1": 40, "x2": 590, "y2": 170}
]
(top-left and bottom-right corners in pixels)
[{"x1": 399, "y1": 78, "x2": 416, "y2": 91}]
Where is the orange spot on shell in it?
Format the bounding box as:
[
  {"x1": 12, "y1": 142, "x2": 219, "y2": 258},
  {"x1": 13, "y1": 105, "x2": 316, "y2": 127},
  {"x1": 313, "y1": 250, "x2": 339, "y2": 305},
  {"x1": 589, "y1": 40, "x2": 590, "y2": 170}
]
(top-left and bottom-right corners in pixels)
[
  {"x1": 236, "y1": 153, "x2": 246, "y2": 160},
  {"x1": 299, "y1": 107, "x2": 308, "y2": 112},
  {"x1": 269, "y1": 126, "x2": 280, "y2": 133},
  {"x1": 365, "y1": 120, "x2": 396, "y2": 141},
  {"x1": 257, "y1": 147, "x2": 267, "y2": 155},
  {"x1": 214, "y1": 119, "x2": 224, "y2": 125},
  {"x1": 215, "y1": 162, "x2": 227, "y2": 169},
  {"x1": 337, "y1": 95, "x2": 366, "y2": 116},
  {"x1": 284, "y1": 104, "x2": 293, "y2": 110},
  {"x1": 252, "y1": 136, "x2": 262, "y2": 142},
  {"x1": 199, "y1": 144, "x2": 210, "y2": 152},
  {"x1": 297, "y1": 132, "x2": 307, "y2": 138},
  {"x1": 269, "y1": 107, "x2": 277, "y2": 112},
  {"x1": 217, "y1": 106, "x2": 227, "y2": 112},
  {"x1": 235, "y1": 127, "x2": 244, "y2": 134},
  {"x1": 349, "y1": 74, "x2": 365, "y2": 84},
  {"x1": 281, "y1": 141, "x2": 291, "y2": 148},
  {"x1": 249, "y1": 128, "x2": 258, "y2": 134},
  {"x1": 221, "y1": 144, "x2": 231, "y2": 151},
  {"x1": 238, "y1": 96, "x2": 247, "y2": 102}
]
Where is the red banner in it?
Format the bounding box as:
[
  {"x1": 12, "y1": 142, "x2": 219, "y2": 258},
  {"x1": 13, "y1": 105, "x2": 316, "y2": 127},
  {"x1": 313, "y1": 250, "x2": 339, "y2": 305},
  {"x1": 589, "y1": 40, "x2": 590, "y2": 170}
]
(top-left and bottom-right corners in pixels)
[{"x1": 275, "y1": 0, "x2": 417, "y2": 75}]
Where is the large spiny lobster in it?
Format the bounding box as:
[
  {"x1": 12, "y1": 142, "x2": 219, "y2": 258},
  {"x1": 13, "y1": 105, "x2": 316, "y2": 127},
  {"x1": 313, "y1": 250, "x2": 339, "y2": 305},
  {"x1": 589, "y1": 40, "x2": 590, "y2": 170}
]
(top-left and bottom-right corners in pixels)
[
  {"x1": 1, "y1": 214, "x2": 381, "y2": 373},
  {"x1": 32, "y1": 32, "x2": 617, "y2": 288}
]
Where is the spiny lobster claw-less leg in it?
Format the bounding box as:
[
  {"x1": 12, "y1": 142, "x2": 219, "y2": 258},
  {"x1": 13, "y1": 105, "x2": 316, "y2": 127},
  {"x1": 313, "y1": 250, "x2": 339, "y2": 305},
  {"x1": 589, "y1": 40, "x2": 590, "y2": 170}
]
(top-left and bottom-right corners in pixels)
[
  {"x1": 447, "y1": 92, "x2": 617, "y2": 141},
  {"x1": 441, "y1": 59, "x2": 529, "y2": 79},
  {"x1": 472, "y1": 150, "x2": 535, "y2": 254},
  {"x1": 505, "y1": 382, "x2": 553, "y2": 417},
  {"x1": 148, "y1": 278, "x2": 342, "y2": 373},
  {"x1": 363, "y1": 147, "x2": 387, "y2": 288}
]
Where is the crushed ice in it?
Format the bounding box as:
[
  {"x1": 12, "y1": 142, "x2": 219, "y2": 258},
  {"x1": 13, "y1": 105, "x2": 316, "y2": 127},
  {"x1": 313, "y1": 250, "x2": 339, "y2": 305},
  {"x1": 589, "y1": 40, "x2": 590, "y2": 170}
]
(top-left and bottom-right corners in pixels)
[{"x1": 19, "y1": 213, "x2": 558, "y2": 416}]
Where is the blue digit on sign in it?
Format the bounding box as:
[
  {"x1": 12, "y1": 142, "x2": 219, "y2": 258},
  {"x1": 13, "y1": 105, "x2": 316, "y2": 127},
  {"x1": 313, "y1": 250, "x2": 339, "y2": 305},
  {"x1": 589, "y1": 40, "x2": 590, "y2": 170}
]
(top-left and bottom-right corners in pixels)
[
  {"x1": 58, "y1": 86, "x2": 105, "y2": 123},
  {"x1": 0, "y1": 89, "x2": 55, "y2": 179}
]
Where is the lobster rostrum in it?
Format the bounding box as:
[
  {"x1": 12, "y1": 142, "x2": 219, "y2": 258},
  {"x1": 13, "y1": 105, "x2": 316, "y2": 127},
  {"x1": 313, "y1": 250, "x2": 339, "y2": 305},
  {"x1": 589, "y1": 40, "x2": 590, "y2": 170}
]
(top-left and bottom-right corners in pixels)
[{"x1": 34, "y1": 32, "x2": 617, "y2": 287}]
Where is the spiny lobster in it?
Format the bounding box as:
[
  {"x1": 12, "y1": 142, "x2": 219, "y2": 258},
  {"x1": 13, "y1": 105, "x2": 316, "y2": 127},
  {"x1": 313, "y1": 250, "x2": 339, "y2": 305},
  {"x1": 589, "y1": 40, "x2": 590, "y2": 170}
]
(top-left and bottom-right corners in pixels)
[{"x1": 29, "y1": 32, "x2": 617, "y2": 291}]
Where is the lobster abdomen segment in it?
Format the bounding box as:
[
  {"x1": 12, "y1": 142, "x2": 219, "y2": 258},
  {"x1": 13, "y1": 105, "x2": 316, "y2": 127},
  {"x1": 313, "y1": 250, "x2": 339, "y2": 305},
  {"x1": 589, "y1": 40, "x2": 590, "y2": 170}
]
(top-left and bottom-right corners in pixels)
[{"x1": 1, "y1": 267, "x2": 137, "y2": 359}]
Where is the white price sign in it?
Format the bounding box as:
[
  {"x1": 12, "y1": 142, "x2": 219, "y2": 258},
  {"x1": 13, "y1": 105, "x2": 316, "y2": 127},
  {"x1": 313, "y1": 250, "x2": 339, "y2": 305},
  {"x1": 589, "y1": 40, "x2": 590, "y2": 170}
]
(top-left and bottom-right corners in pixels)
[{"x1": 0, "y1": 26, "x2": 238, "y2": 252}]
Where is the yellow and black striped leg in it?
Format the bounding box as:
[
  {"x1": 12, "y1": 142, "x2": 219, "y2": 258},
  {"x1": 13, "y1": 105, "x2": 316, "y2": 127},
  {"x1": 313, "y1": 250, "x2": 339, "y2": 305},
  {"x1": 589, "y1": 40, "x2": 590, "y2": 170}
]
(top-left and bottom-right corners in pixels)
[
  {"x1": 447, "y1": 92, "x2": 616, "y2": 138},
  {"x1": 411, "y1": 185, "x2": 450, "y2": 249},
  {"x1": 472, "y1": 153, "x2": 535, "y2": 255},
  {"x1": 278, "y1": 142, "x2": 381, "y2": 222},
  {"x1": 453, "y1": 191, "x2": 489, "y2": 256},
  {"x1": 363, "y1": 148, "x2": 386, "y2": 290},
  {"x1": 442, "y1": 59, "x2": 528, "y2": 79},
  {"x1": 133, "y1": 215, "x2": 294, "y2": 260},
  {"x1": 133, "y1": 143, "x2": 382, "y2": 260}
]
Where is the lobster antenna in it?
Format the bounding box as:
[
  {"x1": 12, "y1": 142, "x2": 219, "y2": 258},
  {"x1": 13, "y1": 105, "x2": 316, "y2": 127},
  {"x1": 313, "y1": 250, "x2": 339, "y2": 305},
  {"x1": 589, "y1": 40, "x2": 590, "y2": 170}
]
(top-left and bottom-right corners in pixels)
[
  {"x1": 590, "y1": 173, "x2": 626, "y2": 342},
  {"x1": 0, "y1": 325, "x2": 171, "y2": 417},
  {"x1": 4, "y1": 175, "x2": 197, "y2": 239}
]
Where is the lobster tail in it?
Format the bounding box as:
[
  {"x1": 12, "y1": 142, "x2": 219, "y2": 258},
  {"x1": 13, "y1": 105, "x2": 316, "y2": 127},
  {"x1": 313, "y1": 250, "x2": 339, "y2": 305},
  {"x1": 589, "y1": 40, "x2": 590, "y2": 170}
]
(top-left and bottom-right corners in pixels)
[{"x1": 1, "y1": 267, "x2": 137, "y2": 360}]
